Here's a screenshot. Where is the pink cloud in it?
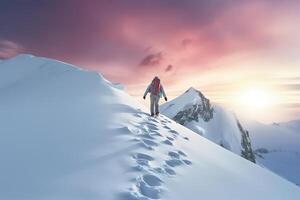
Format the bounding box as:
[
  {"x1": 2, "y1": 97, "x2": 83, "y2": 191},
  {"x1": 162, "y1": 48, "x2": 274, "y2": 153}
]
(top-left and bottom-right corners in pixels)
[{"x1": 139, "y1": 52, "x2": 163, "y2": 67}]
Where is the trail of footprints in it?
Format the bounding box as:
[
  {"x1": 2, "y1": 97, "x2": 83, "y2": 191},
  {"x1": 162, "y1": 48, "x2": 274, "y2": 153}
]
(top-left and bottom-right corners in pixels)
[{"x1": 122, "y1": 114, "x2": 192, "y2": 200}]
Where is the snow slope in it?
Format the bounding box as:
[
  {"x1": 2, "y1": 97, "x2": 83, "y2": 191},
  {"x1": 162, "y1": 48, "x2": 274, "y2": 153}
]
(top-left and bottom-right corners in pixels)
[
  {"x1": 161, "y1": 87, "x2": 255, "y2": 162},
  {"x1": 244, "y1": 120, "x2": 300, "y2": 186},
  {"x1": 0, "y1": 54, "x2": 299, "y2": 200}
]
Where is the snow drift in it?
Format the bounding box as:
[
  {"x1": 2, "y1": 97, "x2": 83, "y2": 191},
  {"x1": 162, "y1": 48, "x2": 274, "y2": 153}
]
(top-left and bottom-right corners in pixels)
[
  {"x1": 161, "y1": 87, "x2": 255, "y2": 162},
  {"x1": 0, "y1": 54, "x2": 299, "y2": 200}
]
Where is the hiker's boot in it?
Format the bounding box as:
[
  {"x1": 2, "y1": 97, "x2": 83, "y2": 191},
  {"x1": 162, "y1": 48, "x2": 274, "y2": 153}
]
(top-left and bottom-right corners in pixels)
[
  {"x1": 151, "y1": 113, "x2": 155, "y2": 117},
  {"x1": 155, "y1": 112, "x2": 159, "y2": 116}
]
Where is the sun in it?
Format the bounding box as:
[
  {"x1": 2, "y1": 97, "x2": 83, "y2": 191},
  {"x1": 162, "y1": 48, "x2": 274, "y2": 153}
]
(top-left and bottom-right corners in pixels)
[
  {"x1": 237, "y1": 87, "x2": 272, "y2": 109},
  {"x1": 230, "y1": 84, "x2": 282, "y2": 121}
]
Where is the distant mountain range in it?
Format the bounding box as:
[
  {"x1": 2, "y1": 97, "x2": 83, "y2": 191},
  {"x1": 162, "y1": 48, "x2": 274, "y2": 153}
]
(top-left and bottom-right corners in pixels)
[{"x1": 244, "y1": 119, "x2": 300, "y2": 186}]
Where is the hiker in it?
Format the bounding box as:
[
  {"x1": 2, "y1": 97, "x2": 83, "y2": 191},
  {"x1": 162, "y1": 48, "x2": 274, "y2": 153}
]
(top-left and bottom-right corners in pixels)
[{"x1": 143, "y1": 76, "x2": 167, "y2": 116}]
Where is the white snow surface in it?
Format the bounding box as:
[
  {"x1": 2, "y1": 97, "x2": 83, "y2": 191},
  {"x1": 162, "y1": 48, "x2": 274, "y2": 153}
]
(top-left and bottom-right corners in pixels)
[
  {"x1": 160, "y1": 87, "x2": 242, "y2": 155},
  {"x1": 0, "y1": 55, "x2": 300, "y2": 200},
  {"x1": 244, "y1": 119, "x2": 300, "y2": 186}
]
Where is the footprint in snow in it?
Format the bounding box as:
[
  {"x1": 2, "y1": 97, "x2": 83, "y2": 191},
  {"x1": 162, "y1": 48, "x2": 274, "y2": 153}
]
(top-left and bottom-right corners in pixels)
[
  {"x1": 165, "y1": 159, "x2": 184, "y2": 167},
  {"x1": 137, "y1": 138, "x2": 159, "y2": 150},
  {"x1": 169, "y1": 130, "x2": 179, "y2": 135},
  {"x1": 178, "y1": 150, "x2": 187, "y2": 157},
  {"x1": 168, "y1": 151, "x2": 180, "y2": 159},
  {"x1": 134, "y1": 113, "x2": 143, "y2": 118},
  {"x1": 162, "y1": 139, "x2": 173, "y2": 146},
  {"x1": 125, "y1": 174, "x2": 164, "y2": 200},
  {"x1": 127, "y1": 126, "x2": 145, "y2": 135},
  {"x1": 164, "y1": 166, "x2": 176, "y2": 175},
  {"x1": 166, "y1": 136, "x2": 175, "y2": 141},
  {"x1": 151, "y1": 167, "x2": 164, "y2": 174},
  {"x1": 166, "y1": 151, "x2": 192, "y2": 167},
  {"x1": 160, "y1": 121, "x2": 167, "y2": 126},
  {"x1": 139, "y1": 134, "x2": 155, "y2": 140},
  {"x1": 147, "y1": 124, "x2": 159, "y2": 131},
  {"x1": 138, "y1": 180, "x2": 162, "y2": 199},
  {"x1": 160, "y1": 116, "x2": 172, "y2": 123},
  {"x1": 163, "y1": 119, "x2": 172, "y2": 124},
  {"x1": 140, "y1": 143, "x2": 154, "y2": 151},
  {"x1": 132, "y1": 153, "x2": 154, "y2": 171},
  {"x1": 150, "y1": 131, "x2": 163, "y2": 137},
  {"x1": 142, "y1": 139, "x2": 158, "y2": 147},
  {"x1": 136, "y1": 125, "x2": 149, "y2": 134},
  {"x1": 182, "y1": 159, "x2": 192, "y2": 165},
  {"x1": 141, "y1": 122, "x2": 159, "y2": 130},
  {"x1": 134, "y1": 174, "x2": 163, "y2": 199},
  {"x1": 142, "y1": 174, "x2": 163, "y2": 186},
  {"x1": 162, "y1": 125, "x2": 171, "y2": 130},
  {"x1": 133, "y1": 153, "x2": 154, "y2": 161},
  {"x1": 149, "y1": 118, "x2": 159, "y2": 123}
]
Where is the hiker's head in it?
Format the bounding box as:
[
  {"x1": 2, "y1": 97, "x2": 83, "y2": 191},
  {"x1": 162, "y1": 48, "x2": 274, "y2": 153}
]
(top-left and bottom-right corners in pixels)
[{"x1": 152, "y1": 76, "x2": 159, "y2": 82}]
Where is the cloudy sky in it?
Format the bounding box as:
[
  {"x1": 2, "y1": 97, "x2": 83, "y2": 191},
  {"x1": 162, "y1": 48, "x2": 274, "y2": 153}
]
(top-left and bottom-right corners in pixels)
[{"x1": 1, "y1": 0, "x2": 300, "y2": 122}]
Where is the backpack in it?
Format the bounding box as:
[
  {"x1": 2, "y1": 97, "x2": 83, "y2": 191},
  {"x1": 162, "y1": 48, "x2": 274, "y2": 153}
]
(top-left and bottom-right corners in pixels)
[{"x1": 150, "y1": 77, "x2": 160, "y2": 95}]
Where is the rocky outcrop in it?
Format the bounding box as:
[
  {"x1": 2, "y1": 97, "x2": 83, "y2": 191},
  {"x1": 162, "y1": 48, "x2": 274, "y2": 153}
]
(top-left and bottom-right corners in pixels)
[
  {"x1": 173, "y1": 88, "x2": 214, "y2": 125},
  {"x1": 237, "y1": 119, "x2": 256, "y2": 163},
  {"x1": 166, "y1": 87, "x2": 256, "y2": 163}
]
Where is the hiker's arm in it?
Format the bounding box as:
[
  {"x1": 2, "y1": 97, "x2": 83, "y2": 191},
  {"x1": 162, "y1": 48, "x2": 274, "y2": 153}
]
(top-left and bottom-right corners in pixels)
[
  {"x1": 143, "y1": 85, "x2": 150, "y2": 98},
  {"x1": 161, "y1": 85, "x2": 167, "y2": 99}
]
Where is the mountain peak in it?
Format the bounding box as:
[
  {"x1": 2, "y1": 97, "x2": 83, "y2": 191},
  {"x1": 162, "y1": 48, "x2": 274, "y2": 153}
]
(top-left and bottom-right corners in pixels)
[
  {"x1": 185, "y1": 87, "x2": 198, "y2": 93},
  {"x1": 184, "y1": 87, "x2": 206, "y2": 101}
]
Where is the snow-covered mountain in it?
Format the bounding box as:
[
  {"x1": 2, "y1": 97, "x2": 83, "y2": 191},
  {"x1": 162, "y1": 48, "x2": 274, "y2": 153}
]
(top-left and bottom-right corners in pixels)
[
  {"x1": 0, "y1": 54, "x2": 299, "y2": 200},
  {"x1": 161, "y1": 87, "x2": 255, "y2": 163},
  {"x1": 244, "y1": 119, "x2": 300, "y2": 186}
]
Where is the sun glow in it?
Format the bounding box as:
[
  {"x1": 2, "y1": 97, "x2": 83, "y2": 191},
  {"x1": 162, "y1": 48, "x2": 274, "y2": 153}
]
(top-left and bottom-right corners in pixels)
[
  {"x1": 238, "y1": 88, "x2": 271, "y2": 109},
  {"x1": 234, "y1": 85, "x2": 281, "y2": 118},
  {"x1": 229, "y1": 85, "x2": 284, "y2": 122}
]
